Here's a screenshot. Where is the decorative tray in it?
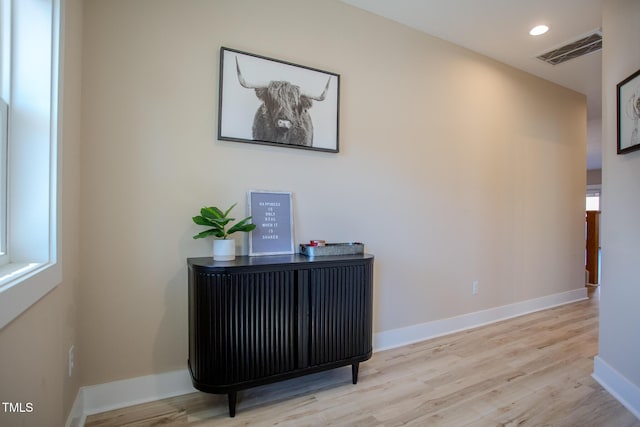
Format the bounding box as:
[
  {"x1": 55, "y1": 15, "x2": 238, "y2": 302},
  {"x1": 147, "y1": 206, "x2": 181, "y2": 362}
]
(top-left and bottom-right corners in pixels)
[{"x1": 299, "y1": 242, "x2": 364, "y2": 257}]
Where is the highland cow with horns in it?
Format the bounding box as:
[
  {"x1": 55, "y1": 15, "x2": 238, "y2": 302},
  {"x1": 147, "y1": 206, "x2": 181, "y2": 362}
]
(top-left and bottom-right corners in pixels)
[{"x1": 236, "y1": 57, "x2": 331, "y2": 147}]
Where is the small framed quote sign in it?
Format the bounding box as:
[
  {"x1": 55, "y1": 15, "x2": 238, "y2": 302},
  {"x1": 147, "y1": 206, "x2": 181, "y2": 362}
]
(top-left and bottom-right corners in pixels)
[{"x1": 248, "y1": 191, "x2": 294, "y2": 256}]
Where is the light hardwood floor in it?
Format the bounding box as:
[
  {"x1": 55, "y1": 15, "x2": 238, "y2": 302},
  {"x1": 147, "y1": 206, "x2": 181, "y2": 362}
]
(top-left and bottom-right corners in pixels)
[{"x1": 85, "y1": 290, "x2": 640, "y2": 426}]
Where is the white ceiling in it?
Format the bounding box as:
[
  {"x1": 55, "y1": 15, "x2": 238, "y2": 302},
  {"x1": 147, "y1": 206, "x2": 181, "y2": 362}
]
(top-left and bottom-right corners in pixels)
[{"x1": 341, "y1": 0, "x2": 603, "y2": 170}]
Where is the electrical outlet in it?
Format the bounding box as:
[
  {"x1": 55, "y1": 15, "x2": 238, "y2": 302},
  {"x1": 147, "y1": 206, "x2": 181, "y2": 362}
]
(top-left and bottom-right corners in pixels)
[
  {"x1": 68, "y1": 345, "x2": 74, "y2": 377},
  {"x1": 472, "y1": 280, "x2": 479, "y2": 295}
]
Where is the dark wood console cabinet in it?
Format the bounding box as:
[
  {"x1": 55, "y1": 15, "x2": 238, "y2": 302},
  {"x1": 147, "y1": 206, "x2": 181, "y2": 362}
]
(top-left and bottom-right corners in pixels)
[{"x1": 187, "y1": 254, "x2": 374, "y2": 417}]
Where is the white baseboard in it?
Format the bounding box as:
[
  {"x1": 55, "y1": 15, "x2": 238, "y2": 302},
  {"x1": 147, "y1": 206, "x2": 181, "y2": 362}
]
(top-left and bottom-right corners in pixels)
[
  {"x1": 373, "y1": 287, "x2": 588, "y2": 351},
  {"x1": 64, "y1": 389, "x2": 85, "y2": 427},
  {"x1": 82, "y1": 369, "x2": 195, "y2": 415},
  {"x1": 66, "y1": 369, "x2": 196, "y2": 426},
  {"x1": 593, "y1": 356, "x2": 640, "y2": 419},
  {"x1": 66, "y1": 287, "x2": 588, "y2": 426}
]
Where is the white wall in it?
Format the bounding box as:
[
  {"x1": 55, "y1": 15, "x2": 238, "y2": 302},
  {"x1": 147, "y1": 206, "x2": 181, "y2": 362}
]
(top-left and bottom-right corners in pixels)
[
  {"x1": 79, "y1": 0, "x2": 586, "y2": 387},
  {"x1": 595, "y1": 0, "x2": 640, "y2": 417},
  {"x1": 587, "y1": 117, "x2": 602, "y2": 170}
]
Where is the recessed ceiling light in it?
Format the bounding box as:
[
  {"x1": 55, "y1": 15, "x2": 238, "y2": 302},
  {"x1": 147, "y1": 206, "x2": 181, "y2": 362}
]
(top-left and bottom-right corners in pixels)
[{"x1": 530, "y1": 25, "x2": 549, "y2": 36}]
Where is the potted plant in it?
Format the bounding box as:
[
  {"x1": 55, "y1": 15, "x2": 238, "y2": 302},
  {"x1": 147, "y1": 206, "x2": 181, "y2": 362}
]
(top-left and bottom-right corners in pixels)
[{"x1": 192, "y1": 203, "x2": 256, "y2": 261}]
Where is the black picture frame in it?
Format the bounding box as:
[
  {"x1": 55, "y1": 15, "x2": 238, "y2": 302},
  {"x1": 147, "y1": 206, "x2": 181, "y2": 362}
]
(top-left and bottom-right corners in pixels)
[
  {"x1": 247, "y1": 190, "x2": 294, "y2": 256},
  {"x1": 218, "y1": 47, "x2": 340, "y2": 153},
  {"x1": 617, "y1": 68, "x2": 640, "y2": 155}
]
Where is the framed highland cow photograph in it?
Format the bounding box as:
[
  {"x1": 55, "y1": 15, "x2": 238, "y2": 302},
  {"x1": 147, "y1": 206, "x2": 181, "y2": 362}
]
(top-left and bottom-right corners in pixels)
[
  {"x1": 617, "y1": 68, "x2": 640, "y2": 155},
  {"x1": 218, "y1": 47, "x2": 340, "y2": 153}
]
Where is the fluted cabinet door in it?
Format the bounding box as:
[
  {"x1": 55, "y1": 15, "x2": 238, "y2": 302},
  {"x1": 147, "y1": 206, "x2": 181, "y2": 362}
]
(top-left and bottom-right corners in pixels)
[
  {"x1": 189, "y1": 270, "x2": 298, "y2": 387},
  {"x1": 308, "y1": 263, "x2": 373, "y2": 366}
]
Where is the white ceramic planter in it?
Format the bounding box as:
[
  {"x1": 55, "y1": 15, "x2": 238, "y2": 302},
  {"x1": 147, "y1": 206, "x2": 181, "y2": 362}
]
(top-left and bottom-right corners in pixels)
[{"x1": 213, "y1": 239, "x2": 236, "y2": 261}]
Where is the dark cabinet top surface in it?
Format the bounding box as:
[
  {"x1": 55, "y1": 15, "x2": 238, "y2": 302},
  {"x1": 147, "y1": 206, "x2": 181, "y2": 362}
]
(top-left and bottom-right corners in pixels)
[{"x1": 188, "y1": 253, "x2": 374, "y2": 273}]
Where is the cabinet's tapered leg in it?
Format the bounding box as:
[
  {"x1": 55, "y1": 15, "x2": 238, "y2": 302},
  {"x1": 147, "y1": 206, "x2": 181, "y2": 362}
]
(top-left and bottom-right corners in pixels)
[
  {"x1": 228, "y1": 391, "x2": 237, "y2": 417},
  {"x1": 352, "y1": 362, "x2": 360, "y2": 384}
]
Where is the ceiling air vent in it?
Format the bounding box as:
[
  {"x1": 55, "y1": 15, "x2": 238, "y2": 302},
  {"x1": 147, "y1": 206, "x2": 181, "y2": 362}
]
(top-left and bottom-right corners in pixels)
[{"x1": 536, "y1": 31, "x2": 602, "y2": 65}]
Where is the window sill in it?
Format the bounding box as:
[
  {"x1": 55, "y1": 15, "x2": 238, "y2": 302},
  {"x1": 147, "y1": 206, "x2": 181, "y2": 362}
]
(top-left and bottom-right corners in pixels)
[
  {"x1": 0, "y1": 262, "x2": 43, "y2": 288},
  {"x1": 0, "y1": 261, "x2": 61, "y2": 330}
]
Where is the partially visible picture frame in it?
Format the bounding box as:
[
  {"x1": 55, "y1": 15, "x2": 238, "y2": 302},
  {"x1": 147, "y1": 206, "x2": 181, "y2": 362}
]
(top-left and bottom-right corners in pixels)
[
  {"x1": 218, "y1": 47, "x2": 340, "y2": 153},
  {"x1": 617, "y1": 68, "x2": 640, "y2": 155},
  {"x1": 248, "y1": 190, "x2": 294, "y2": 256}
]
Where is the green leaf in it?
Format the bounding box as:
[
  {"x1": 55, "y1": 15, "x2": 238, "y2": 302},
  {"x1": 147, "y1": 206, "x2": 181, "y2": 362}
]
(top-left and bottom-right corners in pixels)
[
  {"x1": 192, "y1": 215, "x2": 217, "y2": 227},
  {"x1": 201, "y1": 207, "x2": 224, "y2": 220},
  {"x1": 201, "y1": 207, "x2": 234, "y2": 228},
  {"x1": 227, "y1": 216, "x2": 256, "y2": 235},
  {"x1": 237, "y1": 223, "x2": 256, "y2": 233},
  {"x1": 223, "y1": 203, "x2": 238, "y2": 218},
  {"x1": 193, "y1": 229, "x2": 216, "y2": 239},
  {"x1": 208, "y1": 217, "x2": 233, "y2": 227}
]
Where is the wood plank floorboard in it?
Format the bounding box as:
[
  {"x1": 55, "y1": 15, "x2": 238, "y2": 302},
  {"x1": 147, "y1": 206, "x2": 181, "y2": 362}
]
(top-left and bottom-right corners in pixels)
[{"x1": 85, "y1": 292, "x2": 640, "y2": 426}]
